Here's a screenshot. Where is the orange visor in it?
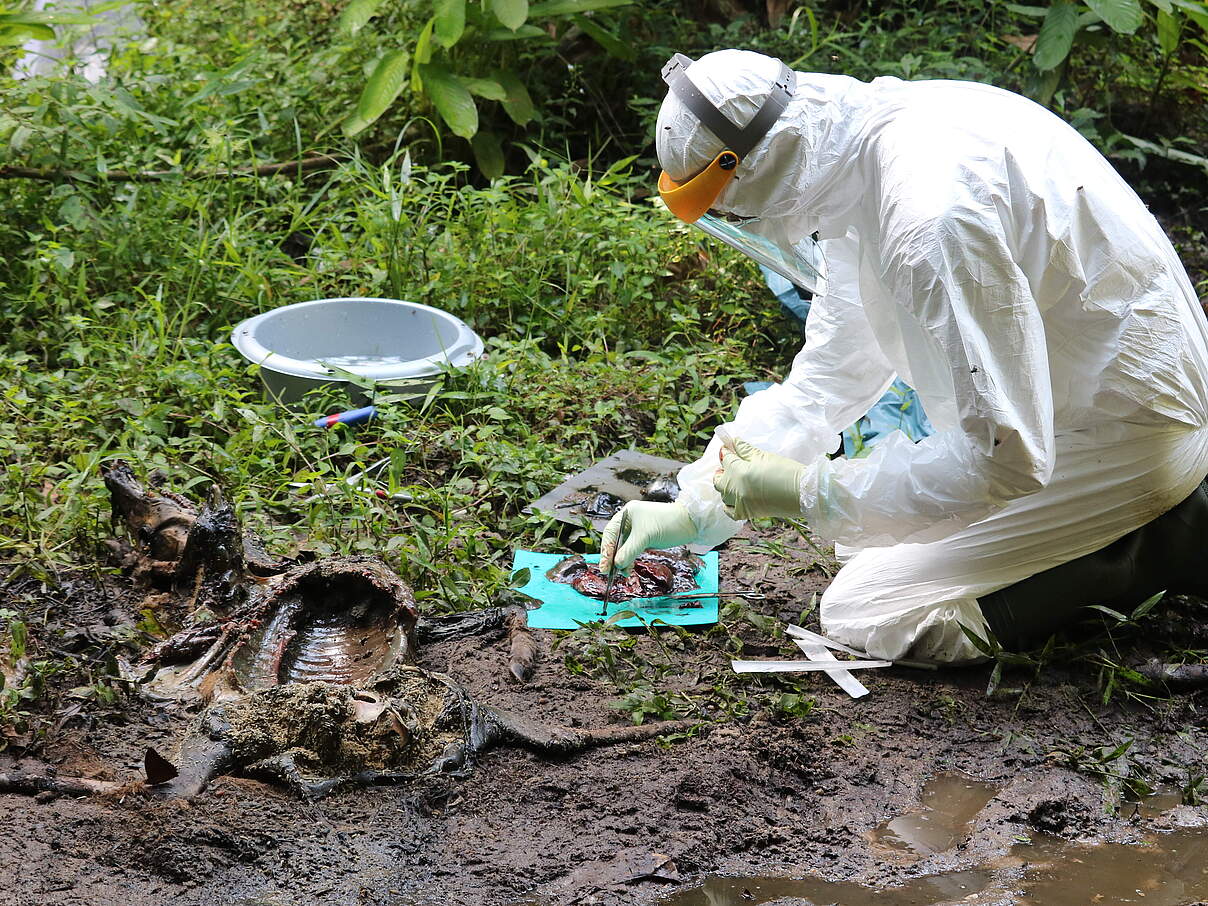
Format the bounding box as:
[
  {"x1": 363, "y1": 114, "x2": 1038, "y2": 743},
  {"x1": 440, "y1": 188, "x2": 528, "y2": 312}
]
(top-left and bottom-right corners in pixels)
[{"x1": 657, "y1": 150, "x2": 740, "y2": 224}]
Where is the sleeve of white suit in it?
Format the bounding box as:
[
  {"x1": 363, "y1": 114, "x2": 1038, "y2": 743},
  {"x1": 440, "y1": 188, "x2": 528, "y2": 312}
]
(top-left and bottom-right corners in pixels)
[
  {"x1": 677, "y1": 233, "x2": 898, "y2": 547},
  {"x1": 798, "y1": 215, "x2": 1057, "y2": 548}
]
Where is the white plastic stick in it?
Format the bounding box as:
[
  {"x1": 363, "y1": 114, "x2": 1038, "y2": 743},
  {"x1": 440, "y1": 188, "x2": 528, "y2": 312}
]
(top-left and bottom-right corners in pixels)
[
  {"x1": 784, "y1": 623, "x2": 870, "y2": 659},
  {"x1": 784, "y1": 623, "x2": 938, "y2": 671},
  {"x1": 731, "y1": 659, "x2": 892, "y2": 673},
  {"x1": 793, "y1": 639, "x2": 870, "y2": 698}
]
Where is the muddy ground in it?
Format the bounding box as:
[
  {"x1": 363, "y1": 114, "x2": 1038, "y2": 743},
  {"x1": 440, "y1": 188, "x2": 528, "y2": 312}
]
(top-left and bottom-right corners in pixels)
[{"x1": 2, "y1": 522, "x2": 1208, "y2": 906}]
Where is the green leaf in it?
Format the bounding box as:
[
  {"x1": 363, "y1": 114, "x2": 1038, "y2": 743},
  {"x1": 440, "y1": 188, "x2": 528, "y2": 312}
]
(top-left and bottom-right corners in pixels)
[
  {"x1": 1157, "y1": 7, "x2": 1181, "y2": 51},
  {"x1": 1170, "y1": 0, "x2": 1208, "y2": 31},
  {"x1": 337, "y1": 0, "x2": 388, "y2": 36},
  {"x1": 986, "y1": 661, "x2": 1003, "y2": 697},
  {"x1": 494, "y1": 69, "x2": 535, "y2": 124},
  {"x1": 1119, "y1": 133, "x2": 1208, "y2": 174},
  {"x1": 1098, "y1": 739, "x2": 1133, "y2": 762},
  {"x1": 472, "y1": 131, "x2": 505, "y2": 179},
  {"x1": 0, "y1": 21, "x2": 53, "y2": 44},
  {"x1": 998, "y1": 651, "x2": 1040, "y2": 668},
  {"x1": 599, "y1": 153, "x2": 639, "y2": 185},
  {"x1": 458, "y1": 76, "x2": 507, "y2": 100},
  {"x1": 493, "y1": 0, "x2": 529, "y2": 30},
  {"x1": 1087, "y1": 603, "x2": 1130, "y2": 622},
  {"x1": 1004, "y1": 3, "x2": 1050, "y2": 15},
  {"x1": 484, "y1": 23, "x2": 546, "y2": 39},
  {"x1": 1, "y1": 7, "x2": 100, "y2": 25},
  {"x1": 343, "y1": 49, "x2": 410, "y2": 137},
  {"x1": 8, "y1": 619, "x2": 27, "y2": 660},
  {"x1": 1033, "y1": 0, "x2": 1079, "y2": 70},
  {"x1": 1131, "y1": 589, "x2": 1166, "y2": 619},
  {"x1": 412, "y1": 17, "x2": 436, "y2": 92},
  {"x1": 434, "y1": 0, "x2": 465, "y2": 47},
  {"x1": 1116, "y1": 664, "x2": 1152, "y2": 686},
  {"x1": 420, "y1": 63, "x2": 479, "y2": 138},
  {"x1": 1144, "y1": 0, "x2": 1174, "y2": 12},
  {"x1": 958, "y1": 621, "x2": 997, "y2": 657},
  {"x1": 570, "y1": 13, "x2": 634, "y2": 59},
  {"x1": 528, "y1": 0, "x2": 630, "y2": 16},
  {"x1": 1085, "y1": 0, "x2": 1144, "y2": 32}
]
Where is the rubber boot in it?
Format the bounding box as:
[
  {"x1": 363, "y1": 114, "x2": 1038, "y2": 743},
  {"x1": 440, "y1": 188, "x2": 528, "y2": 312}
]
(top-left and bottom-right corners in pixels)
[{"x1": 979, "y1": 476, "x2": 1208, "y2": 651}]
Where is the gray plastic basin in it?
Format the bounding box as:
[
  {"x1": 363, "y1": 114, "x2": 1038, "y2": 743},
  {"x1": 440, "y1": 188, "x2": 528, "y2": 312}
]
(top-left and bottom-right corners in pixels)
[{"x1": 231, "y1": 297, "x2": 484, "y2": 404}]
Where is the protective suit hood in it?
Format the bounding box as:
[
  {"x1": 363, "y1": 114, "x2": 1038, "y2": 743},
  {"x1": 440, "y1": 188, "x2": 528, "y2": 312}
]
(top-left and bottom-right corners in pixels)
[{"x1": 655, "y1": 49, "x2": 885, "y2": 241}]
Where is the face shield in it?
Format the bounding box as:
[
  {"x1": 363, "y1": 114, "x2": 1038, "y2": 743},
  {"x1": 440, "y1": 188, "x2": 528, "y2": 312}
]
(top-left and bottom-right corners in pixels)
[
  {"x1": 657, "y1": 53, "x2": 826, "y2": 295},
  {"x1": 694, "y1": 213, "x2": 827, "y2": 295}
]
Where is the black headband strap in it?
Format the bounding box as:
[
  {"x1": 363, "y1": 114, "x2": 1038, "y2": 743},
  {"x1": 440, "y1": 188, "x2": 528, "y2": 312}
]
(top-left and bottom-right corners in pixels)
[{"x1": 661, "y1": 52, "x2": 795, "y2": 160}]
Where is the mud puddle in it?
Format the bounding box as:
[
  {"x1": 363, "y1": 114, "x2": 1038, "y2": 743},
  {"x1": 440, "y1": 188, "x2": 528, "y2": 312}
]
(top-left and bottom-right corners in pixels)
[
  {"x1": 1012, "y1": 827, "x2": 1208, "y2": 905},
  {"x1": 666, "y1": 775, "x2": 1208, "y2": 906},
  {"x1": 870, "y1": 773, "x2": 998, "y2": 856},
  {"x1": 1128, "y1": 785, "x2": 1188, "y2": 820},
  {"x1": 660, "y1": 869, "x2": 994, "y2": 906},
  {"x1": 667, "y1": 828, "x2": 1208, "y2": 906}
]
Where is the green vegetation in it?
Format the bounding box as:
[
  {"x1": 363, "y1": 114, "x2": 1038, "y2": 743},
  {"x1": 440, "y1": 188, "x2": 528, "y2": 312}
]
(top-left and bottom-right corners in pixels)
[{"x1": 1, "y1": 0, "x2": 1206, "y2": 745}]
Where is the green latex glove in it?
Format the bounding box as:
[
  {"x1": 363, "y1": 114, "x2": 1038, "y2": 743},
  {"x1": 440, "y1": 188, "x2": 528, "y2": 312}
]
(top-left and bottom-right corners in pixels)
[
  {"x1": 713, "y1": 435, "x2": 806, "y2": 521},
  {"x1": 598, "y1": 501, "x2": 699, "y2": 573}
]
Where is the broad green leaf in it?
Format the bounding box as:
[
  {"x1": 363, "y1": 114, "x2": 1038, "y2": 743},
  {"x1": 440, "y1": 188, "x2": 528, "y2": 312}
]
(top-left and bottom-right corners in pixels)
[
  {"x1": 484, "y1": 23, "x2": 546, "y2": 39},
  {"x1": 434, "y1": 0, "x2": 465, "y2": 47},
  {"x1": 1153, "y1": 17, "x2": 1178, "y2": 60},
  {"x1": 344, "y1": 49, "x2": 410, "y2": 136},
  {"x1": 472, "y1": 131, "x2": 505, "y2": 179},
  {"x1": 570, "y1": 13, "x2": 634, "y2": 59},
  {"x1": 1086, "y1": 0, "x2": 1143, "y2": 32},
  {"x1": 337, "y1": 0, "x2": 388, "y2": 36},
  {"x1": 1033, "y1": 0, "x2": 1079, "y2": 70},
  {"x1": 458, "y1": 76, "x2": 507, "y2": 100},
  {"x1": 0, "y1": 9, "x2": 94, "y2": 26},
  {"x1": 1144, "y1": 0, "x2": 1173, "y2": 11},
  {"x1": 493, "y1": 0, "x2": 529, "y2": 30},
  {"x1": 420, "y1": 63, "x2": 478, "y2": 137},
  {"x1": 1119, "y1": 133, "x2": 1208, "y2": 173},
  {"x1": 1170, "y1": 0, "x2": 1208, "y2": 31},
  {"x1": 415, "y1": 17, "x2": 436, "y2": 63},
  {"x1": 412, "y1": 17, "x2": 435, "y2": 92},
  {"x1": 528, "y1": 0, "x2": 630, "y2": 16},
  {"x1": 0, "y1": 21, "x2": 54, "y2": 43},
  {"x1": 494, "y1": 68, "x2": 535, "y2": 124}
]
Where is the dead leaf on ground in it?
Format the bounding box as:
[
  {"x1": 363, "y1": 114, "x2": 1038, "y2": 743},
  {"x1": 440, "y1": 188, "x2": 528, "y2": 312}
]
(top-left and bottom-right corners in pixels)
[{"x1": 1003, "y1": 33, "x2": 1037, "y2": 52}]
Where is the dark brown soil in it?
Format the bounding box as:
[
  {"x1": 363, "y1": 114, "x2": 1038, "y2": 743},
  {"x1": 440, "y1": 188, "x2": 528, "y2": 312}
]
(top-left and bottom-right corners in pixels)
[{"x1": 2, "y1": 523, "x2": 1207, "y2": 906}]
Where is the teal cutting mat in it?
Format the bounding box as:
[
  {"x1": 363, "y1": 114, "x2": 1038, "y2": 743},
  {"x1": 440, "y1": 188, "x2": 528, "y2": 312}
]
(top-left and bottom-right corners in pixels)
[{"x1": 513, "y1": 550, "x2": 719, "y2": 630}]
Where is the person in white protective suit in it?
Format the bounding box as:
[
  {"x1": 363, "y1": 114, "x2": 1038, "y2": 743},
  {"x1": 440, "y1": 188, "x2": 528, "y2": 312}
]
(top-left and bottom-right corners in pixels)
[{"x1": 598, "y1": 49, "x2": 1208, "y2": 664}]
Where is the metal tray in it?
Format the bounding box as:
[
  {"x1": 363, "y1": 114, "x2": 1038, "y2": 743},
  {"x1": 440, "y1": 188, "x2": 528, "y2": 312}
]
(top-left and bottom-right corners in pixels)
[{"x1": 524, "y1": 449, "x2": 712, "y2": 553}]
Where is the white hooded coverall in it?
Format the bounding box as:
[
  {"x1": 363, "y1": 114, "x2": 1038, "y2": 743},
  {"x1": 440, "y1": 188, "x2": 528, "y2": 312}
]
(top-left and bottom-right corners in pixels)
[{"x1": 658, "y1": 51, "x2": 1208, "y2": 663}]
